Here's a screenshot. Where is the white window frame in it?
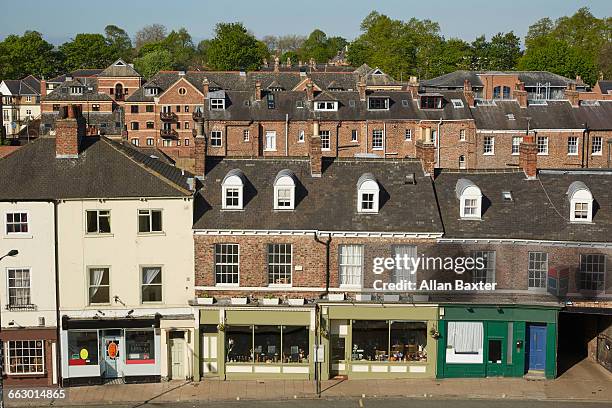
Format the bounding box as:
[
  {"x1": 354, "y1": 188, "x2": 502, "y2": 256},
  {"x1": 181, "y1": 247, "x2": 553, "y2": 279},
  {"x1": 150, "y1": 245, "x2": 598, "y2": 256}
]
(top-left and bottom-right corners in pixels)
[
  {"x1": 7, "y1": 268, "x2": 31, "y2": 307},
  {"x1": 274, "y1": 173, "x2": 295, "y2": 210},
  {"x1": 459, "y1": 155, "x2": 466, "y2": 169},
  {"x1": 339, "y1": 245, "x2": 363, "y2": 288},
  {"x1": 591, "y1": 136, "x2": 603, "y2": 156},
  {"x1": 140, "y1": 265, "x2": 163, "y2": 303},
  {"x1": 393, "y1": 245, "x2": 417, "y2": 284},
  {"x1": 368, "y1": 97, "x2": 389, "y2": 111},
  {"x1": 483, "y1": 136, "x2": 494, "y2": 155},
  {"x1": 243, "y1": 129, "x2": 250, "y2": 142},
  {"x1": 357, "y1": 177, "x2": 379, "y2": 214},
  {"x1": 210, "y1": 130, "x2": 222, "y2": 147},
  {"x1": 472, "y1": 251, "x2": 496, "y2": 284},
  {"x1": 460, "y1": 185, "x2": 482, "y2": 219},
  {"x1": 319, "y1": 130, "x2": 331, "y2": 151},
  {"x1": 87, "y1": 266, "x2": 110, "y2": 305},
  {"x1": 537, "y1": 136, "x2": 549, "y2": 155},
  {"x1": 138, "y1": 209, "x2": 163, "y2": 233},
  {"x1": 5, "y1": 340, "x2": 45, "y2": 375},
  {"x1": 131, "y1": 138, "x2": 139, "y2": 146},
  {"x1": 298, "y1": 130, "x2": 305, "y2": 143},
  {"x1": 352, "y1": 129, "x2": 359, "y2": 142},
  {"x1": 567, "y1": 136, "x2": 579, "y2": 156},
  {"x1": 146, "y1": 138, "x2": 154, "y2": 146},
  {"x1": 265, "y1": 131, "x2": 277, "y2": 151},
  {"x1": 511, "y1": 136, "x2": 522, "y2": 155},
  {"x1": 459, "y1": 129, "x2": 466, "y2": 141},
  {"x1": 214, "y1": 243, "x2": 240, "y2": 286},
  {"x1": 314, "y1": 101, "x2": 337, "y2": 111},
  {"x1": 372, "y1": 129, "x2": 384, "y2": 150},
  {"x1": 210, "y1": 98, "x2": 225, "y2": 110},
  {"x1": 405, "y1": 129, "x2": 412, "y2": 141},
  {"x1": 162, "y1": 139, "x2": 172, "y2": 147},
  {"x1": 528, "y1": 252, "x2": 548, "y2": 290},
  {"x1": 451, "y1": 99, "x2": 464, "y2": 108},
  {"x1": 85, "y1": 210, "x2": 111, "y2": 234},
  {"x1": 570, "y1": 188, "x2": 593, "y2": 223},
  {"x1": 5, "y1": 211, "x2": 29, "y2": 235},
  {"x1": 267, "y1": 244, "x2": 292, "y2": 286}
]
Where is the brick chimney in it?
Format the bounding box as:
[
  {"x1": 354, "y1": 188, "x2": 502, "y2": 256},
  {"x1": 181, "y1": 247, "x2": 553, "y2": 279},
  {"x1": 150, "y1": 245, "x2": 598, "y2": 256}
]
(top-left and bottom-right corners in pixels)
[
  {"x1": 415, "y1": 139, "x2": 436, "y2": 177},
  {"x1": 519, "y1": 134, "x2": 537, "y2": 179},
  {"x1": 565, "y1": 83, "x2": 580, "y2": 107},
  {"x1": 55, "y1": 105, "x2": 82, "y2": 159},
  {"x1": 262, "y1": 58, "x2": 268, "y2": 68},
  {"x1": 274, "y1": 56, "x2": 280, "y2": 72},
  {"x1": 255, "y1": 81, "x2": 262, "y2": 101},
  {"x1": 194, "y1": 121, "x2": 207, "y2": 177},
  {"x1": 309, "y1": 134, "x2": 322, "y2": 177},
  {"x1": 306, "y1": 82, "x2": 314, "y2": 102},
  {"x1": 358, "y1": 78, "x2": 366, "y2": 101},
  {"x1": 407, "y1": 76, "x2": 419, "y2": 99},
  {"x1": 514, "y1": 81, "x2": 527, "y2": 108},
  {"x1": 309, "y1": 58, "x2": 316, "y2": 70},
  {"x1": 286, "y1": 57, "x2": 291, "y2": 67},
  {"x1": 202, "y1": 78, "x2": 209, "y2": 98},
  {"x1": 463, "y1": 79, "x2": 475, "y2": 107},
  {"x1": 40, "y1": 79, "x2": 47, "y2": 98}
]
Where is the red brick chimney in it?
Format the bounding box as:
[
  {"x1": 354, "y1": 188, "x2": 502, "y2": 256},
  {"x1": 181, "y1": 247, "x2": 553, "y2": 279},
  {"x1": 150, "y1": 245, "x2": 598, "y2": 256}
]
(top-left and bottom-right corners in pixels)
[
  {"x1": 274, "y1": 56, "x2": 280, "y2": 73},
  {"x1": 519, "y1": 134, "x2": 537, "y2": 179},
  {"x1": 306, "y1": 82, "x2": 314, "y2": 102},
  {"x1": 358, "y1": 78, "x2": 366, "y2": 101},
  {"x1": 407, "y1": 76, "x2": 419, "y2": 99},
  {"x1": 55, "y1": 105, "x2": 81, "y2": 159},
  {"x1": 565, "y1": 83, "x2": 580, "y2": 108},
  {"x1": 202, "y1": 78, "x2": 209, "y2": 97},
  {"x1": 255, "y1": 81, "x2": 262, "y2": 101},
  {"x1": 514, "y1": 81, "x2": 527, "y2": 108},
  {"x1": 40, "y1": 79, "x2": 47, "y2": 98},
  {"x1": 309, "y1": 134, "x2": 322, "y2": 177},
  {"x1": 415, "y1": 139, "x2": 436, "y2": 177},
  {"x1": 194, "y1": 122, "x2": 207, "y2": 177},
  {"x1": 463, "y1": 79, "x2": 475, "y2": 107}
]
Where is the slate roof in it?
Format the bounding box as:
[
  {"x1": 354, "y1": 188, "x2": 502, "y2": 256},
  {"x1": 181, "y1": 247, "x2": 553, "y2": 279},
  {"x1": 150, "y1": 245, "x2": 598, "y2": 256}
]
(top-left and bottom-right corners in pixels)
[
  {"x1": 41, "y1": 111, "x2": 123, "y2": 136},
  {"x1": 423, "y1": 70, "x2": 581, "y2": 89},
  {"x1": 1, "y1": 76, "x2": 40, "y2": 95},
  {"x1": 471, "y1": 100, "x2": 584, "y2": 130},
  {"x1": 44, "y1": 78, "x2": 113, "y2": 102},
  {"x1": 48, "y1": 69, "x2": 103, "y2": 83},
  {"x1": 422, "y1": 71, "x2": 484, "y2": 88},
  {"x1": 98, "y1": 59, "x2": 141, "y2": 78},
  {"x1": 193, "y1": 157, "x2": 443, "y2": 233},
  {"x1": 0, "y1": 136, "x2": 192, "y2": 200},
  {"x1": 597, "y1": 80, "x2": 612, "y2": 94},
  {"x1": 435, "y1": 169, "x2": 612, "y2": 242}
]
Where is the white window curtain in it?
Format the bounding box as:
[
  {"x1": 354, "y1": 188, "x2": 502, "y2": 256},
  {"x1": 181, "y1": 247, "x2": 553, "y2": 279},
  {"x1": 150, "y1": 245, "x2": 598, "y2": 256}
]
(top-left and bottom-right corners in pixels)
[
  {"x1": 393, "y1": 245, "x2": 417, "y2": 284},
  {"x1": 143, "y1": 267, "x2": 161, "y2": 285},
  {"x1": 447, "y1": 322, "x2": 483, "y2": 353},
  {"x1": 90, "y1": 268, "x2": 105, "y2": 297}
]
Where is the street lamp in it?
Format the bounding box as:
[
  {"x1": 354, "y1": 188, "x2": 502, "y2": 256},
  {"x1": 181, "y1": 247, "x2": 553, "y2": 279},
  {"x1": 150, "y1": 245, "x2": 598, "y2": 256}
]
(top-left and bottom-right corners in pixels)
[{"x1": 0, "y1": 249, "x2": 18, "y2": 408}]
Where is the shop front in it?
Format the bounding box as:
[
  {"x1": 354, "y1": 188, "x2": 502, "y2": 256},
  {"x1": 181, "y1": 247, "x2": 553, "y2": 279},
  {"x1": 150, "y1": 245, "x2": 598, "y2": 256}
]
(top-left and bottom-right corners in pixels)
[
  {"x1": 0, "y1": 328, "x2": 58, "y2": 386},
  {"x1": 436, "y1": 304, "x2": 560, "y2": 379},
  {"x1": 198, "y1": 307, "x2": 315, "y2": 380},
  {"x1": 60, "y1": 315, "x2": 161, "y2": 386},
  {"x1": 321, "y1": 304, "x2": 439, "y2": 379}
]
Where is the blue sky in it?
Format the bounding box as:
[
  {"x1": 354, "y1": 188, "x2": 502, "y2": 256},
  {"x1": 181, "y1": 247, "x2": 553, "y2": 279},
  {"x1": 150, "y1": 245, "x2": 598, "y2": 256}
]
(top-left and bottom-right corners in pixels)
[{"x1": 1, "y1": 0, "x2": 610, "y2": 45}]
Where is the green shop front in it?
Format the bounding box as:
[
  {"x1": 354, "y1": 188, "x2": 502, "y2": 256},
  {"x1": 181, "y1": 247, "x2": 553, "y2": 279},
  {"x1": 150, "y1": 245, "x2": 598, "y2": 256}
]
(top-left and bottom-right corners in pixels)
[
  {"x1": 436, "y1": 304, "x2": 560, "y2": 379},
  {"x1": 198, "y1": 306, "x2": 316, "y2": 380},
  {"x1": 321, "y1": 303, "x2": 439, "y2": 379}
]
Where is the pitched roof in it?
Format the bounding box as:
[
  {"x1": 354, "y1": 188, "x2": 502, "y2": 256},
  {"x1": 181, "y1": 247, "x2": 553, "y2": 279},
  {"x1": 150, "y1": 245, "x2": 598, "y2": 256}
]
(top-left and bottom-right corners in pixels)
[
  {"x1": 0, "y1": 136, "x2": 192, "y2": 200},
  {"x1": 597, "y1": 80, "x2": 612, "y2": 94},
  {"x1": 44, "y1": 78, "x2": 113, "y2": 102},
  {"x1": 423, "y1": 70, "x2": 581, "y2": 89},
  {"x1": 98, "y1": 59, "x2": 141, "y2": 78},
  {"x1": 1, "y1": 76, "x2": 40, "y2": 96},
  {"x1": 193, "y1": 157, "x2": 443, "y2": 233},
  {"x1": 435, "y1": 169, "x2": 612, "y2": 243},
  {"x1": 48, "y1": 69, "x2": 103, "y2": 83}
]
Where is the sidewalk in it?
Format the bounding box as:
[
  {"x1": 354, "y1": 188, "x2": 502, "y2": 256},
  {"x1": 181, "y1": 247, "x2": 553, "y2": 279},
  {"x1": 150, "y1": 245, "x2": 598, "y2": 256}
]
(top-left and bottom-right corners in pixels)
[{"x1": 6, "y1": 360, "x2": 612, "y2": 407}]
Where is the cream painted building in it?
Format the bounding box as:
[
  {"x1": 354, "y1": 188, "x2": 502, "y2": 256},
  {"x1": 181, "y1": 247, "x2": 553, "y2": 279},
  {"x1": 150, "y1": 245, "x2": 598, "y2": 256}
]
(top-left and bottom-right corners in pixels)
[{"x1": 0, "y1": 76, "x2": 41, "y2": 138}]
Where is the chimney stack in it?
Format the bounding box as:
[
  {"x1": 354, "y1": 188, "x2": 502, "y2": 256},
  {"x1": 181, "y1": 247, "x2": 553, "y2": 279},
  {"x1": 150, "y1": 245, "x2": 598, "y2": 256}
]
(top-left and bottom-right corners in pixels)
[
  {"x1": 55, "y1": 105, "x2": 81, "y2": 159},
  {"x1": 565, "y1": 83, "x2": 580, "y2": 107},
  {"x1": 274, "y1": 56, "x2": 280, "y2": 72},
  {"x1": 309, "y1": 133, "x2": 322, "y2": 177},
  {"x1": 358, "y1": 78, "x2": 366, "y2": 101},
  {"x1": 306, "y1": 82, "x2": 314, "y2": 102},
  {"x1": 194, "y1": 121, "x2": 207, "y2": 177},
  {"x1": 514, "y1": 81, "x2": 527, "y2": 108},
  {"x1": 40, "y1": 79, "x2": 47, "y2": 98},
  {"x1": 309, "y1": 58, "x2": 316, "y2": 70},
  {"x1": 262, "y1": 58, "x2": 268, "y2": 68},
  {"x1": 407, "y1": 76, "x2": 419, "y2": 99},
  {"x1": 463, "y1": 79, "x2": 475, "y2": 107},
  {"x1": 255, "y1": 81, "x2": 262, "y2": 101},
  {"x1": 202, "y1": 78, "x2": 209, "y2": 98},
  {"x1": 415, "y1": 139, "x2": 436, "y2": 177},
  {"x1": 286, "y1": 57, "x2": 291, "y2": 67},
  {"x1": 519, "y1": 134, "x2": 537, "y2": 179}
]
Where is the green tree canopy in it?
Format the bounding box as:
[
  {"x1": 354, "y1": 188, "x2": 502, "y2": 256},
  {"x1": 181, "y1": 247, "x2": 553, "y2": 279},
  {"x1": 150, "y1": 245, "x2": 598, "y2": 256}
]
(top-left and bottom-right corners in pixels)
[
  {"x1": 59, "y1": 33, "x2": 118, "y2": 71},
  {"x1": 0, "y1": 31, "x2": 62, "y2": 79},
  {"x1": 299, "y1": 29, "x2": 347, "y2": 63},
  {"x1": 104, "y1": 25, "x2": 133, "y2": 61},
  {"x1": 134, "y1": 49, "x2": 174, "y2": 79},
  {"x1": 206, "y1": 22, "x2": 269, "y2": 71},
  {"x1": 469, "y1": 32, "x2": 522, "y2": 71}
]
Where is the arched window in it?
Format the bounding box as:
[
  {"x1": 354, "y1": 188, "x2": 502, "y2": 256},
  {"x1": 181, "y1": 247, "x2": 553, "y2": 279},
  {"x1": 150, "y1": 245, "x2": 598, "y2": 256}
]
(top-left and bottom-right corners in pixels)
[
  {"x1": 503, "y1": 86, "x2": 511, "y2": 99},
  {"x1": 115, "y1": 83, "x2": 124, "y2": 99},
  {"x1": 222, "y1": 169, "x2": 245, "y2": 210},
  {"x1": 493, "y1": 86, "x2": 501, "y2": 99},
  {"x1": 459, "y1": 155, "x2": 466, "y2": 169},
  {"x1": 567, "y1": 181, "x2": 593, "y2": 222},
  {"x1": 357, "y1": 173, "x2": 380, "y2": 213},
  {"x1": 456, "y1": 178, "x2": 482, "y2": 219},
  {"x1": 274, "y1": 169, "x2": 296, "y2": 210}
]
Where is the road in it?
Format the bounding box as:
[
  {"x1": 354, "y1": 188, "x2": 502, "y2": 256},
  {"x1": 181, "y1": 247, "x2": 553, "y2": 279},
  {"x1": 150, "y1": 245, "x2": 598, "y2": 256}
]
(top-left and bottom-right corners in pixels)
[{"x1": 13, "y1": 399, "x2": 612, "y2": 408}]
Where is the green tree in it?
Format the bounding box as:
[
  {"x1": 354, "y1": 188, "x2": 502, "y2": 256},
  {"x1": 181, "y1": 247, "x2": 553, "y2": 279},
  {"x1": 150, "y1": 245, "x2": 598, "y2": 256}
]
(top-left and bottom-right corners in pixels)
[
  {"x1": 207, "y1": 22, "x2": 269, "y2": 71},
  {"x1": 299, "y1": 29, "x2": 347, "y2": 63},
  {"x1": 468, "y1": 32, "x2": 521, "y2": 71},
  {"x1": 104, "y1": 25, "x2": 133, "y2": 61},
  {"x1": 0, "y1": 31, "x2": 62, "y2": 79},
  {"x1": 134, "y1": 49, "x2": 174, "y2": 79},
  {"x1": 59, "y1": 33, "x2": 117, "y2": 70},
  {"x1": 163, "y1": 28, "x2": 195, "y2": 70},
  {"x1": 426, "y1": 38, "x2": 471, "y2": 78},
  {"x1": 134, "y1": 24, "x2": 167, "y2": 50},
  {"x1": 194, "y1": 39, "x2": 212, "y2": 69}
]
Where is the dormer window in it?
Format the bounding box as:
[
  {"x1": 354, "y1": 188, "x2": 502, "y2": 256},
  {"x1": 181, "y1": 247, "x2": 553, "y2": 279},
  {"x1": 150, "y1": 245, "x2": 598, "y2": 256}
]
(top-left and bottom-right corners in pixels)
[
  {"x1": 210, "y1": 98, "x2": 225, "y2": 110},
  {"x1": 222, "y1": 169, "x2": 245, "y2": 210},
  {"x1": 145, "y1": 87, "x2": 159, "y2": 96},
  {"x1": 70, "y1": 86, "x2": 83, "y2": 95},
  {"x1": 357, "y1": 173, "x2": 379, "y2": 213},
  {"x1": 315, "y1": 101, "x2": 338, "y2": 111},
  {"x1": 420, "y1": 95, "x2": 443, "y2": 109},
  {"x1": 451, "y1": 99, "x2": 464, "y2": 108},
  {"x1": 267, "y1": 94, "x2": 275, "y2": 109},
  {"x1": 274, "y1": 170, "x2": 296, "y2": 210},
  {"x1": 568, "y1": 181, "x2": 593, "y2": 223},
  {"x1": 368, "y1": 97, "x2": 389, "y2": 110},
  {"x1": 456, "y1": 178, "x2": 482, "y2": 219}
]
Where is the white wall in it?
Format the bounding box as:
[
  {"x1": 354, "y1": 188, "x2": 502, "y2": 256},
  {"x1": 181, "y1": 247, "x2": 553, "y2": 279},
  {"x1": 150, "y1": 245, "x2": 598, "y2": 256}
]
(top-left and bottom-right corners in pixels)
[
  {"x1": 0, "y1": 201, "x2": 57, "y2": 328},
  {"x1": 57, "y1": 197, "x2": 194, "y2": 315}
]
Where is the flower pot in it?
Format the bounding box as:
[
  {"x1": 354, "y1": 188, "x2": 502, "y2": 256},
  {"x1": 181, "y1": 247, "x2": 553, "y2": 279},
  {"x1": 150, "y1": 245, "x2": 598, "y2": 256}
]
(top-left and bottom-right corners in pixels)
[
  {"x1": 383, "y1": 294, "x2": 400, "y2": 302},
  {"x1": 355, "y1": 293, "x2": 371, "y2": 301},
  {"x1": 262, "y1": 298, "x2": 280, "y2": 306},
  {"x1": 328, "y1": 293, "x2": 345, "y2": 301},
  {"x1": 197, "y1": 297, "x2": 214, "y2": 305},
  {"x1": 287, "y1": 298, "x2": 305, "y2": 306},
  {"x1": 230, "y1": 297, "x2": 248, "y2": 305}
]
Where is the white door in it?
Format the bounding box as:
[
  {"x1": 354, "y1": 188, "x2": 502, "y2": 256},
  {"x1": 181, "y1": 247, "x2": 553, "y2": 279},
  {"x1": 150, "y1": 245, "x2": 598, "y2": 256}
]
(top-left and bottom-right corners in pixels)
[
  {"x1": 169, "y1": 332, "x2": 185, "y2": 379},
  {"x1": 265, "y1": 131, "x2": 276, "y2": 151},
  {"x1": 201, "y1": 332, "x2": 218, "y2": 376}
]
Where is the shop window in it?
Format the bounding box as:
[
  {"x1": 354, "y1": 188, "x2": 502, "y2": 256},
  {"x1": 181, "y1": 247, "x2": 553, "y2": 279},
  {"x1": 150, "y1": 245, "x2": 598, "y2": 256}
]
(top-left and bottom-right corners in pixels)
[
  {"x1": 389, "y1": 321, "x2": 427, "y2": 361},
  {"x1": 215, "y1": 243, "x2": 239, "y2": 285},
  {"x1": 226, "y1": 325, "x2": 253, "y2": 363},
  {"x1": 141, "y1": 266, "x2": 162, "y2": 302},
  {"x1": 126, "y1": 330, "x2": 155, "y2": 364},
  {"x1": 138, "y1": 209, "x2": 163, "y2": 233},
  {"x1": 7, "y1": 268, "x2": 31, "y2": 307},
  {"x1": 254, "y1": 325, "x2": 281, "y2": 363},
  {"x1": 445, "y1": 321, "x2": 484, "y2": 364},
  {"x1": 351, "y1": 320, "x2": 427, "y2": 362},
  {"x1": 351, "y1": 320, "x2": 389, "y2": 361},
  {"x1": 68, "y1": 331, "x2": 99, "y2": 366},
  {"x1": 6, "y1": 340, "x2": 44, "y2": 374},
  {"x1": 282, "y1": 326, "x2": 309, "y2": 363},
  {"x1": 86, "y1": 210, "x2": 111, "y2": 234},
  {"x1": 88, "y1": 267, "x2": 110, "y2": 304}
]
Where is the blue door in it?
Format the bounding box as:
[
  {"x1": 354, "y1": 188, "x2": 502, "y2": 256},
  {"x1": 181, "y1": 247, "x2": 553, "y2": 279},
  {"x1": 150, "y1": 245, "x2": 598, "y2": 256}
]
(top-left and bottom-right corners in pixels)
[{"x1": 528, "y1": 325, "x2": 547, "y2": 371}]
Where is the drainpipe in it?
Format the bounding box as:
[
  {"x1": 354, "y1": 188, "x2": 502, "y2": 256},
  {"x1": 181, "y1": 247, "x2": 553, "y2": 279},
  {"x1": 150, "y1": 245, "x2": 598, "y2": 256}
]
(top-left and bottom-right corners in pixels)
[
  {"x1": 365, "y1": 120, "x2": 369, "y2": 154},
  {"x1": 285, "y1": 113, "x2": 289, "y2": 156},
  {"x1": 436, "y1": 118, "x2": 442, "y2": 169},
  {"x1": 53, "y1": 200, "x2": 62, "y2": 386},
  {"x1": 583, "y1": 123, "x2": 589, "y2": 168},
  {"x1": 383, "y1": 122, "x2": 387, "y2": 157},
  {"x1": 314, "y1": 232, "x2": 332, "y2": 296}
]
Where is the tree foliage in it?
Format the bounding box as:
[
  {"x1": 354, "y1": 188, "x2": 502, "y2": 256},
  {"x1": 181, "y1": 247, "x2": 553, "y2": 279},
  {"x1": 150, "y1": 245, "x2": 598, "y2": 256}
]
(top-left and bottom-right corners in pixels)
[
  {"x1": 0, "y1": 31, "x2": 62, "y2": 79},
  {"x1": 134, "y1": 24, "x2": 167, "y2": 50},
  {"x1": 134, "y1": 49, "x2": 174, "y2": 79},
  {"x1": 206, "y1": 22, "x2": 269, "y2": 71},
  {"x1": 59, "y1": 33, "x2": 118, "y2": 71},
  {"x1": 105, "y1": 25, "x2": 133, "y2": 61}
]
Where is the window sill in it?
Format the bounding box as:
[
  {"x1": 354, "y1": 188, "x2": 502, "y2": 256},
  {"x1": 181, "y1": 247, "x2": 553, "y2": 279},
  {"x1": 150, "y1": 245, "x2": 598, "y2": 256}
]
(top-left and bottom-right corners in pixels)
[
  {"x1": 221, "y1": 208, "x2": 244, "y2": 212},
  {"x1": 297, "y1": 140, "x2": 305, "y2": 143},
  {"x1": 215, "y1": 283, "x2": 239, "y2": 288},
  {"x1": 141, "y1": 301, "x2": 164, "y2": 305},
  {"x1": 537, "y1": 153, "x2": 549, "y2": 156},
  {"x1": 321, "y1": 148, "x2": 331, "y2": 151},
  {"x1": 268, "y1": 284, "x2": 292, "y2": 289},
  {"x1": 482, "y1": 152, "x2": 495, "y2": 156},
  {"x1": 372, "y1": 148, "x2": 384, "y2": 151},
  {"x1": 567, "y1": 153, "x2": 579, "y2": 156},
  {"x1": 592, "y1": 152, "x2": 603, "y2": 156},
  {"x1": 3, "y1": 233, "x2": 33, "y2": 239},
  {"x1": 137, "y1": 231, "x2": 166, "y2": 237},
  {"x1": 263, "y1": 149, "x2": 277, "y2": 152},
  {"x1": 353, "y1": 140, "x2": 360, "y2": 143},
  {"x1": 84, "y1": 233, "x2": 114, "y2": 238},
  {"x1": 339, "y1": 285, "x2": 362, "y2": 290},
  {"x1": 511, "y1": 153, "x2": 519, "y2": 156}
]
